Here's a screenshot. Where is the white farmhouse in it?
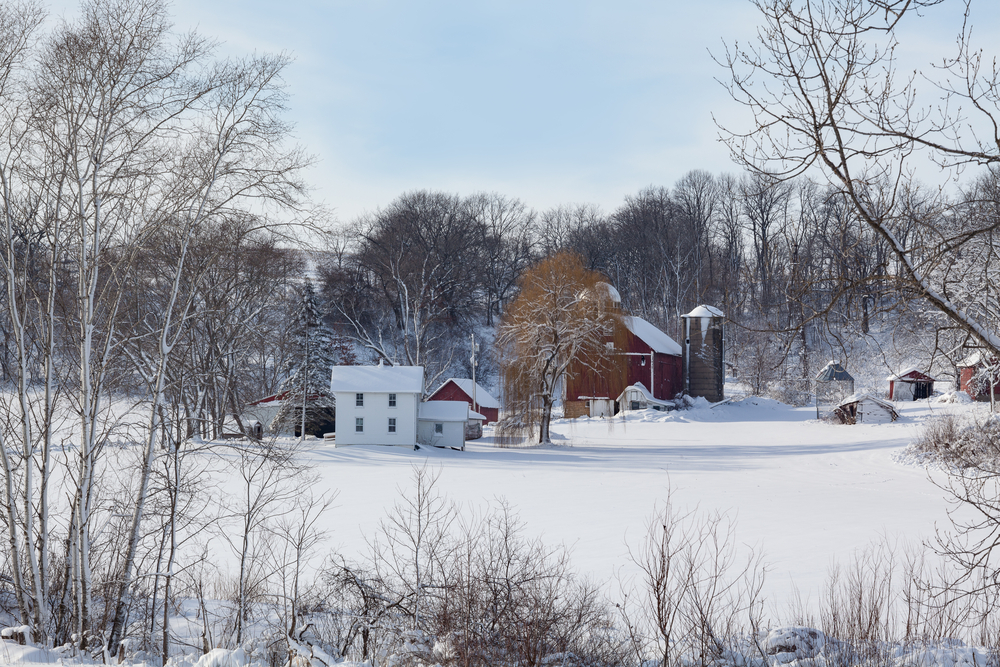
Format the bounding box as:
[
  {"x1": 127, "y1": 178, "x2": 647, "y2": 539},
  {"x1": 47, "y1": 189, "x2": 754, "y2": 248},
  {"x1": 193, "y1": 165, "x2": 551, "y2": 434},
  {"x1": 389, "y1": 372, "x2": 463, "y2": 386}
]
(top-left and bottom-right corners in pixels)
[
  {"x1": 330, "y1": 364, "x2": 473, "y2": 449},
  {"x1": 331, "y1": 365, "x2": 423, "y2": 447}
]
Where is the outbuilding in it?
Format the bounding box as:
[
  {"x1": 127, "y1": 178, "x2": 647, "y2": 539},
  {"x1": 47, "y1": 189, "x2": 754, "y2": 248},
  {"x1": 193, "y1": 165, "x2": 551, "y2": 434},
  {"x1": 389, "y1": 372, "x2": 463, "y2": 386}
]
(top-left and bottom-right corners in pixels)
[
  {"x1": 815, "y1": 361, "x2": 855, "y2": 419},
  {"x1": 417, "y1": 400, "x2": 473, "y2": 450},
  {"x1": 427, "y1": 378, "x2": 500, "y2": 424},
  {"x1": 834, "y1": 393, "x2": 899, "y2": 425},
  {"x1": 887, "y1": 368, "x2": 936, "y2": 401},
  {"x1": 616, "y1": 382, "x2": 675, "y2": 412}
]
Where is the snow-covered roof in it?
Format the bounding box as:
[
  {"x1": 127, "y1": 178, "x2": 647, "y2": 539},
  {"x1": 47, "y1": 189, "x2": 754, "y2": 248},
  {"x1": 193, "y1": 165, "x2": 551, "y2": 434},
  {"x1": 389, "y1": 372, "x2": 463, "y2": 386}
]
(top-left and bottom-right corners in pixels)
[
  {"x1": 331, "y1": 365, "x2": 424, "y2": 394},
  {"x1": 839, "y1": 393, "x2": 898, "y2": 414},
  {"x1": 596, "y1": 282, "x2": 622, "y2": 303},
  {"x1": 469, "y1": 410, "x2": 487, "y2": 421},
  {"x1": 682, "y1": 304, "x2": 724, "y2": 318},
  {"x1": 623, "y1": 316, "x2": 682, "y2": 356},
  {"x1": 957, "y1": 350, "x2": 992, "y2": 368},
  {"x1": 886, "y1": 367, "x2": 936, "y2": 382},
  {"x1": 815, "y1": 361, "x2": 854, "y2": 382},
  {"x1": 616, "y1": 382, "x2": 674, "y2": 407},
  {"x1": 430, "y1": 378, "x2": 500, "y2": 408},
  {"x1": 418, "y1": 401, "x2": 470, "y2": 422}
]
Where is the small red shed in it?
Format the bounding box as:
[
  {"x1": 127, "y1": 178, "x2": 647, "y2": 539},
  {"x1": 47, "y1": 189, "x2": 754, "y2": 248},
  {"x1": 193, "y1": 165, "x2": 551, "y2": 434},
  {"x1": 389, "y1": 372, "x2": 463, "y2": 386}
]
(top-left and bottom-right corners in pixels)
[
  {"x1": 957, "y1": 351, "x2": 1000, "y2": 401},
  {"x1": 427, "y1": 378, "x2": 500, "y2": 424},
  {"x1": 886, "y1": 368, "x2": 935, "y2": 401}
]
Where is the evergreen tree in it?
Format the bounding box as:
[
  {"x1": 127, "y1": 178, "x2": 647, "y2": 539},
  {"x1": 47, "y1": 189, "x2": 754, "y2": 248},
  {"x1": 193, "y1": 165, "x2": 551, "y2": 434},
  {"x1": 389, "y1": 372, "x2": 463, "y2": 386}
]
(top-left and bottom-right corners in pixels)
[{"x1": 275, "y1": 280, "x2": 339, "y2": 436}]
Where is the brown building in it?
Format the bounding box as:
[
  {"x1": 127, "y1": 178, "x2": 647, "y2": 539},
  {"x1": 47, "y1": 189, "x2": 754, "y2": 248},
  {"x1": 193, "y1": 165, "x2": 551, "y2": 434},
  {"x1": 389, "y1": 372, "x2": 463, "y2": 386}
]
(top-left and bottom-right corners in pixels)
[{"x1": 565, "y1": 315, "x2": 683, "y2": 418}]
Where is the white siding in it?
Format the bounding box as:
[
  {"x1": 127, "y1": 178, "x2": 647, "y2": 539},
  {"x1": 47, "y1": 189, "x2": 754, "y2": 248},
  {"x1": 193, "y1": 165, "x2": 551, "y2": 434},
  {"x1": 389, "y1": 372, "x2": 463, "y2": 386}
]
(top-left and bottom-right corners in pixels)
[
  {"x1": 334, "y1": 390, "x2": 419, "y2": 446},
  {"x1": 417, "y1": 418, "x2": 465, "y2": 449},
  {"x1": 857, "y1": 399, "x2": 895, "y2": 424}
]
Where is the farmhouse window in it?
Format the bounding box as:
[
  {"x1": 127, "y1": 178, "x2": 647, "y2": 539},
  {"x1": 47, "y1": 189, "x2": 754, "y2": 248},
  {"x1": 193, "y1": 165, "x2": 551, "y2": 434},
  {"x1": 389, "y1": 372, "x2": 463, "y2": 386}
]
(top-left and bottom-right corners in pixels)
[
  {"x1": 434, "y1": 423, "x2": 443, "y2": 434},
  {"x1": 356, "y1": 393, "x2": 364, "y2": 407},
  {"x1": 388, "y1": 418, "x2": 396, "y2": 433},
  {"x1": 388, "y1": 393, "x2": 396, "y2": 407},
  {"x1": 355, "y1": 418, "x2": 364, "y2": 432}
]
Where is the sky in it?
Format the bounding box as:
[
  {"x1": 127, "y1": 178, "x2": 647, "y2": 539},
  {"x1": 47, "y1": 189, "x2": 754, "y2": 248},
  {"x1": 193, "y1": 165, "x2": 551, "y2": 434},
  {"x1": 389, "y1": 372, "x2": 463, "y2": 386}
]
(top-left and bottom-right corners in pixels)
[{"x1": 43, "y1": 0, "x2": 1000, "y2": 225}]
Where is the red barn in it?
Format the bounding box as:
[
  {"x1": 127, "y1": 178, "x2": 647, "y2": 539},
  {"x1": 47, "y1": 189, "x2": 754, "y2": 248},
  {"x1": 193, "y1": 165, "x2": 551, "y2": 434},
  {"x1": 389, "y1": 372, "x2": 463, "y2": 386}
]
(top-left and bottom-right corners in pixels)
[
  {"x1": 427, "y1": 378, "x2": 500, "y2": 424},
  {"x1": 564, "y1": 315, "x2": 683, "y2": 418},
  {"x1": 886, "y1": 368, "x2": 935, "y2": 401}
]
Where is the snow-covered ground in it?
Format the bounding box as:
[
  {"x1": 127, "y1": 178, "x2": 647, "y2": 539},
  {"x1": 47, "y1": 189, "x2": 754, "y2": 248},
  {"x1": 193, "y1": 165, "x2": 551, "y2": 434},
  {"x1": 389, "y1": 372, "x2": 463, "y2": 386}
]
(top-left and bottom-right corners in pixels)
[
  {"x1": 4, "y1": 392, "x2": 990, "y2": 667},
  {"x1": 289, "y1": 394, "x2": 966, "y2": 611}
]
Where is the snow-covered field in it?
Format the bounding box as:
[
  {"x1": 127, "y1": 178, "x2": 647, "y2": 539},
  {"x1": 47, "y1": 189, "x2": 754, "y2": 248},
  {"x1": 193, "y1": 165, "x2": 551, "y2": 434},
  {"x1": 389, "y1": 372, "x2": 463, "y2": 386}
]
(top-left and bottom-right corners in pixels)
[
  {"x1": 7, "y1": 392, "x2": 986, "y2": 667},
  {"x1": 295, "y1": 394, "x2": 963, "y2": 610}
]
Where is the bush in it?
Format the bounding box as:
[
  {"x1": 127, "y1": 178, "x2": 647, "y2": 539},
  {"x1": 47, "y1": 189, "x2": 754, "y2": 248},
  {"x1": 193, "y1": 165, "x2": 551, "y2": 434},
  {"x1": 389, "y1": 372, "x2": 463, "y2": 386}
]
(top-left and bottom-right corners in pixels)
[{"x1": 912, "y1": 414, "x2": 1000, "y2": 467}]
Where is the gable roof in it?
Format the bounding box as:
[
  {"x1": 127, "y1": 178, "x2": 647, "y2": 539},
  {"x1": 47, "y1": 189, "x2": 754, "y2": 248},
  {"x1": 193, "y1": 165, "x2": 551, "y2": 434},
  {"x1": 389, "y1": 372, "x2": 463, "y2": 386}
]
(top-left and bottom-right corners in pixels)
[
  {"x1": 331, "y1": 365, "x2": 424, "y2": 394},
  {"x1": 886, "y1": 367, "x2": 936, "y2": 382},
  {"x1": 623, "y1": 316, "x2": 683, "y2": 356},
  {"x1": 430, "y1": 378, "x2": 500, "y2": 408}
]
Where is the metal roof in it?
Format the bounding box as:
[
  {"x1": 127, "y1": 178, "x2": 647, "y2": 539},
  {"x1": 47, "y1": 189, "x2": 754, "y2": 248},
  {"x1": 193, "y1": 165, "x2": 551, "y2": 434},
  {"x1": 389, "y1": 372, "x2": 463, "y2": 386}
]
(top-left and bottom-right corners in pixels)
[{"x1": 815, "y1": 361, "x2": 854, "y2": 382}]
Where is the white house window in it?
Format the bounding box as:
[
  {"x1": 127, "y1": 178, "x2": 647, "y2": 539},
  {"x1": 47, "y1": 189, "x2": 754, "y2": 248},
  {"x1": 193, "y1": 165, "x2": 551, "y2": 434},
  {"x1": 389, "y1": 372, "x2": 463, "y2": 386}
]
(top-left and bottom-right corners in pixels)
[
  {"x1": 388, "y1": 418, "x2": 396, "y2": 433},
  {"x1": 434, "y1": 423, "x2": 443, "y2": 434},
  {"x1": 356, "y1": 393, "x2": 364, "y2": 407},
  {"x1": 388, "y1": 393, "x2": 396, "y2": 407},
  {"x1": 355, "y1": 417, "x2": 364, "y2": 432}
]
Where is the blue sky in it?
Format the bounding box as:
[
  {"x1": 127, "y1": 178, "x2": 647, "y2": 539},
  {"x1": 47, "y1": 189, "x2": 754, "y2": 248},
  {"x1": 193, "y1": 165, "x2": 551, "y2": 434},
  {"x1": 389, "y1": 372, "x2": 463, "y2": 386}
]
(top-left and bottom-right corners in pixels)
[
  {"x1": 46, "y1": 0, "x2": 1000, "y2": 223},
  {"x1": 165, "y1": 0, "x2": 759, "y2": 222}
]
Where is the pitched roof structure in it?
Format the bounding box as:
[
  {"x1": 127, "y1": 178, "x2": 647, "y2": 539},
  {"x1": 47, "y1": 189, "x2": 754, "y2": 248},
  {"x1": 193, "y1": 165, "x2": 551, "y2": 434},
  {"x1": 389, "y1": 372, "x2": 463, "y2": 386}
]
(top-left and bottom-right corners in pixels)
[
  {"x1": 815, "y1": 361, "x2": 854, "y2": 382},
  {"x1": 886, "y1": 367, "x2": 936, "y2": 382},
  {"x1": 330, "y1": 365, "x2": 424, "y2": 393},
  {"x1": 622, "y1": 316, "x2": 683, "y2": 356},
  {"x1": 431, "y1": 378, "x2": 500, "y2": 408}
]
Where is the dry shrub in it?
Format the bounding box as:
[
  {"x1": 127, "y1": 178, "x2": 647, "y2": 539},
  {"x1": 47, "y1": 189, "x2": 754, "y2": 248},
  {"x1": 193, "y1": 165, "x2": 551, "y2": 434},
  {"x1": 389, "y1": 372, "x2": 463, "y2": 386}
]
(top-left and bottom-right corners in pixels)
[{"x1": 913, "y1": 414, "x2": 1000, "y2": 467}]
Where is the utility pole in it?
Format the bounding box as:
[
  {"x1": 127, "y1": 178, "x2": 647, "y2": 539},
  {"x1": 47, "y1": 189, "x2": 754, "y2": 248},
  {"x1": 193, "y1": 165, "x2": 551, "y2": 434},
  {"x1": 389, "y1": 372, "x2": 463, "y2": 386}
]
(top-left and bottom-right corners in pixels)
[{"x1": 470, "y1": 332, "x2": 478, "y2": 415}]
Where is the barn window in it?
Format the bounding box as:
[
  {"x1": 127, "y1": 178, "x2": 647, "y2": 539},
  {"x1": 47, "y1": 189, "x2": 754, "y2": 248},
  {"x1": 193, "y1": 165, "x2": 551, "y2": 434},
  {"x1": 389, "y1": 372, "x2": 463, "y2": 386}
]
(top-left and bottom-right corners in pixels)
[
  {"x1": 356, "y1": 393, "x2": 364, "y2": 407},
  {"x1": 355, "y1": 418, "x2": 364, "y2": 432},
  {"x1": 434, "y1": 423, "x2": 443, "y2": 434},
  {"x1": 388, "y1": 418, "x2": 396, "y2": 433},
  {"x1": 388, "y1": 393, "x2": 396, "y2": 407}
]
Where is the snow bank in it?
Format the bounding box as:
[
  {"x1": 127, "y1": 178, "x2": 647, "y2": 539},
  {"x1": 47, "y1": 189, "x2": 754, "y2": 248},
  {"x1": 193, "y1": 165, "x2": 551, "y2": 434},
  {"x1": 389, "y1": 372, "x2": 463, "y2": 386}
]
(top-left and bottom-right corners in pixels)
[
  {"x1": 935, "y1": 390, "x2": 973, "y2": 404},
  {"x1": 192, "y1": 648, "x2": 251, "y2": 667}
]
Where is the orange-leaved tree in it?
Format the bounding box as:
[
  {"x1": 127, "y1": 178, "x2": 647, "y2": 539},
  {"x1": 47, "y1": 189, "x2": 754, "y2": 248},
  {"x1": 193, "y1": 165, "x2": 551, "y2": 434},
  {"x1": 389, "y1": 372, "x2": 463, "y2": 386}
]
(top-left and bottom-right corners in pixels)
[{"x1": 496, "y1": 251, "x2": 628, "y2": 444}]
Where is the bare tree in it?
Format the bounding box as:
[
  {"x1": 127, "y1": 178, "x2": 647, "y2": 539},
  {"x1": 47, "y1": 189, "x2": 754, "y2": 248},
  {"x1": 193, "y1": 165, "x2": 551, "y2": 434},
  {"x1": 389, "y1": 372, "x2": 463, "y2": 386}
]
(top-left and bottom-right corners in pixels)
[{"x1": 719, "y1": 0, "x2": 1000, "y2": 356}]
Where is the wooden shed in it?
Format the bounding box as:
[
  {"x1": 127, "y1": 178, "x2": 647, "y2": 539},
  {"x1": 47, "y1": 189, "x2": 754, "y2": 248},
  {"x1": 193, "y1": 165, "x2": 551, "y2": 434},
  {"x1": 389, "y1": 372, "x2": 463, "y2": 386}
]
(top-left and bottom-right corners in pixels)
[
  {"x1": 887, "y1": 368, "x2": 935, "y2": 401},
  {"x1": 834, "y1": 393, "x2": 898, "y2": 425},
  {"x1": 427, "y1": 378, "x2": 500, "y2": 424}
]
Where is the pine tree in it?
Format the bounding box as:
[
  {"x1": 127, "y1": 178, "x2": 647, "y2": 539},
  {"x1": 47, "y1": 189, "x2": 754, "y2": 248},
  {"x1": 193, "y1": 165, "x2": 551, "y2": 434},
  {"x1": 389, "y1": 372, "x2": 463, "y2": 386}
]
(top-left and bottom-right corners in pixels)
[{"x1": 275, "y1": 280, "x2": 339, "y2": 436}]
